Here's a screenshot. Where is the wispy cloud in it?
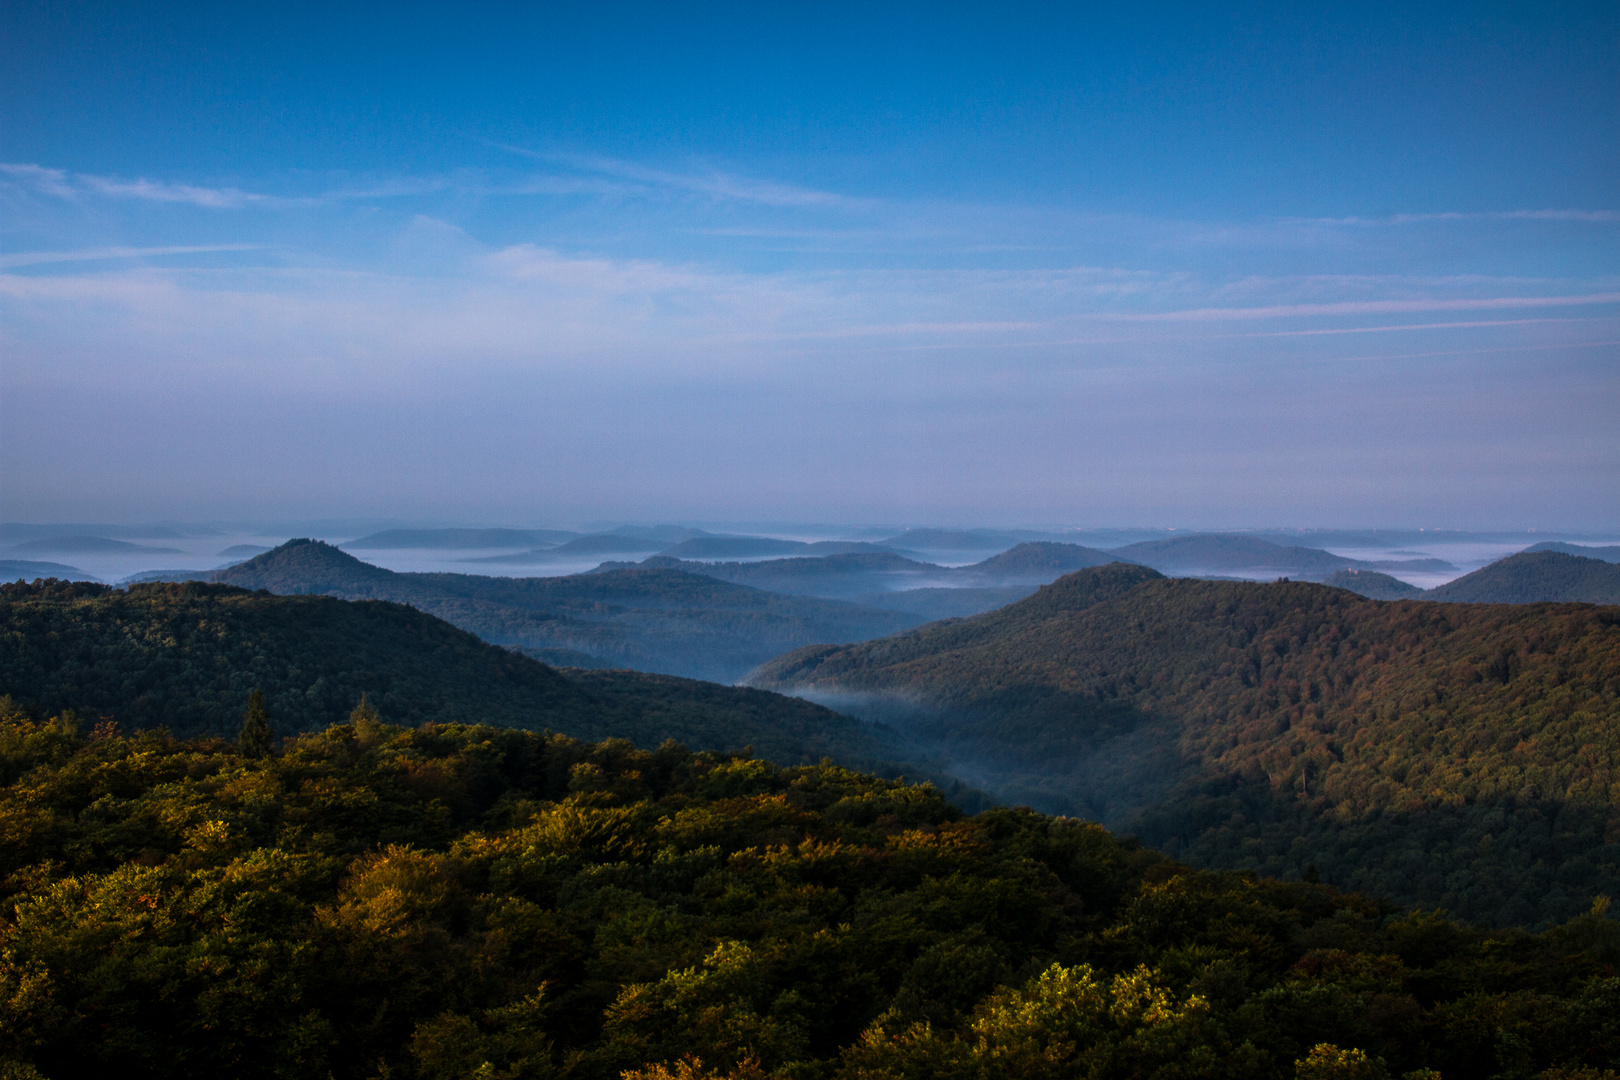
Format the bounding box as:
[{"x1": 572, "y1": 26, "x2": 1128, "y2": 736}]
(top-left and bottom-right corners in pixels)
[
  {"x1": 490, "y1": 144, "x2": 847, "y2": 207},
  {"x1": 2, "y1": 162, "x2": 300, "y2": 208},
  {"x1": 1297, "y1": 209, "x2": 1620, "y2": 227},
  {"x1": 0, "y1": 244, "x2": 262, "y2": 269},
  {"x1": 1118, "y1": 292, "x2": 1620, "y2": 322},
  {"x1": 1234, "y1": 316, "x2": 1612, "y2": 338}
]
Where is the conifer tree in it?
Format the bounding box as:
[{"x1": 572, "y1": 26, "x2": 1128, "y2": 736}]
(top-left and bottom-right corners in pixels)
[
  {"x1": 240, "y1": 688, "x2": 272, "y2": 758},
  {"x1": 350, "y1": 692, "x2": 383, "y2": 744}
]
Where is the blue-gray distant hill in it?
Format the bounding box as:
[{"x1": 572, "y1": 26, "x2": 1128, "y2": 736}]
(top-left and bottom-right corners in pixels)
[
  {"x1": 5, "y1": 535, "x2": 185, "y2": 556},
  {"x1": 658, "y1": 537, "x2": 903, "y2": 560},
  {"x1": 342, "y1": 527, "x2": 579, "y2": 550},
  {"x1": 1526, "y1": 541, "x2": 1620, "y2": 563},
  {"x1": 1104, "y1": 533, "x2": 1452, "y2": 580},
  {"x1": 218, "y1": 544, "x2": 274, "y2": 558},
  {"x1": 1426, "y1": 551, "x2": 1620, "y2": 604},
  {"x1": 0, "y1": 559, "x2": 99, "y2": 582},
  {"x1": 465, "y1": 533, "x2": 673, "y2": 563},
  {"x1": 610, "y1": 542, "x2": 1118, "y2": 606},
  {"x1": 875, "y1": 527, "x2": 1053, "y2": 551},
  {"x1": 211, "y1": 540, "x2": 921, "y2": 682},
  {"x1": 1324, "y1": 568, "x2": 1425, "y2": 600}
]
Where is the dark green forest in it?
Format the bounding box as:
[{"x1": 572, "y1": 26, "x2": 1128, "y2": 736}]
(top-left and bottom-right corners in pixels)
[
  {"x1": 1426, "y1": 552, "x2": 1620, "y2": 604},
  {"x1": 5, "y1": 705, "x2": 1620, "y2": 1079},
  {"x1": 750, "y1": 566, "x2": 1620, "y2": 925},
  {"x1": 0, "y1": 579, "x2": 917, "y2": 778}
]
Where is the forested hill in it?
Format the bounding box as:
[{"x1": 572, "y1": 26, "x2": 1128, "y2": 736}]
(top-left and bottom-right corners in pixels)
[
  {"x1": 0, "y1": 578, "x2": 918, "y2": 774},
  {"x1": 7, "y1": 710, "x2": 1620, "y2": 1078},
  {"x1": 209, "y1": 539, "x2": 921, "y2": 682},
  {"x1": 1426, "y1": 550, "x2": 1620, "y2": 604},
  {"x1": 749, "y1": 564, "x2": 1620, "y2": 925},
  {"x1": 1323, "y1": 568, "x2": 1424, "y2": 599}
]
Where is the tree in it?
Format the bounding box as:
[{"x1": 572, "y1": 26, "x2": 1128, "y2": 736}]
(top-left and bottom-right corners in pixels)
[
  {"x1": 351, "y1": 693, "x2": 383, "y2": 744},
  {"x1": 240, "y1": 688, "x2": 273, "y2": 758}
]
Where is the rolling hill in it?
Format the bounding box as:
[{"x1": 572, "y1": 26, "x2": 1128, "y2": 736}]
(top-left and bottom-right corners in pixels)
[
  {"x1": 0, "y1": 577, "x2": 916, "y2": 773},
  {"x1": 342, "y1": 527, "x2": 578, "y2": 549},
  {"x1": 615, "y1": 541, "x2": 1121, "y2": 601},
  {"x1": 5, "y1": 535, "x2": 184, "y2": 556},
  {"x1": 1105, "y1": 533, "x2": 1452, "y2": 579},
  {"x1": 627, "y1": 550, "x2": 947, "y2": 599},
  {"x1": 1324, "y1": 568, "x2": 1425, "y2": 599},
  {"x1": 1528, "y1": 541, "x2": 1620, "y2": 563},
  {"x1": 1427, "y1": 551, "x2": 1620, "y2": 604},
  {"x1": 209, "y1": 540, "x2": 922, "y2": 682},
  {"x1": 0, "y1": 559, "x2": 97, "y2": 582},
  {"x1": 748, "y1": 563, "x2": 1620, "y2": 924}
]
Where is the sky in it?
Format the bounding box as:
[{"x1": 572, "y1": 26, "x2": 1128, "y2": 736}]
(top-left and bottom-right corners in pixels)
[{"x1": 2, "y1": 1, "x2": 1617, "y2": 530}]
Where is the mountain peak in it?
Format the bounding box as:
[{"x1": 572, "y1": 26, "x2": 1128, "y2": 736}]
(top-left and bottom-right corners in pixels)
[{"x1": 213, "y1": 539, "x2": 397, "y2": 594}]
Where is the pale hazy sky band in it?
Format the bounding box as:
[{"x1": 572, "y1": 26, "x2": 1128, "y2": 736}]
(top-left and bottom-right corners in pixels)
[{"x1": 2, "y1": 3, "x2": 1616, "y2": 528}]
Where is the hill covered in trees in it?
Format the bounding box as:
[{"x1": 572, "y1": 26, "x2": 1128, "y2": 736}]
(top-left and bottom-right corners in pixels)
[
  {"x1": 208, "y1": 540, "x2": 921, "y2": 682},
  {"x1": 750, "y1": 564, "x2": 1620, "y2": 925},
  {"x1": 1323, "y1": 569, "x2": 1424, "y2": 600},
  {"x1": 0, "y1": 578, "x2": 918, "y2": 775},
  {"x1": 1529, "y1": 541, "x2": 1620, "y2": 563},
  {"x1": 1104, "y1": 534, "x2": 1452, "y2": 579},
  {"x1": 1426, "y1": 551, "x2": 1620, "y2": 604},
  {"x1": 6, "y1": 708, "x2": 1620, "y2": 1079}
]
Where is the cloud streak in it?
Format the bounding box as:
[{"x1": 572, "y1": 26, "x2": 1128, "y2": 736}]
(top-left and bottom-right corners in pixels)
[
  {"x1": 489, "y1": 144, "x2": 848, "y2": 207},
  {"x1": 0, "y1": 245, "x2": 263, "y2": 269},
  {"x1": 1116, "y1": 293, "x2": 1620, "y2": 322}
]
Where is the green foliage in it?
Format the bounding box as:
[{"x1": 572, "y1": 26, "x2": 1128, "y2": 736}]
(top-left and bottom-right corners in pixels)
[
  {"x1": 4, "y1": 705, "x2": 1620, "y2": 1079},
  {"x1": 0, "y1": 578, "x2": 922, "y2": 777},
  {"x1": 750, "y1": 568, "x2": 1620, "y2": 924},
  {"x1": 240, "y1": 687, "x2": 272, "y2": 758}
]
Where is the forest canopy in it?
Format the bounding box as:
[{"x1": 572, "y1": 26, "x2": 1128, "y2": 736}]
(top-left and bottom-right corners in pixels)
[{"x1": 3, "y1": 704, "x2": 1620, "y2": 1079}]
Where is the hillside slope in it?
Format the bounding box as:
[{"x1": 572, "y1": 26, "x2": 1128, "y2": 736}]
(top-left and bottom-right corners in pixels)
[
  {"x1": 211, "y1": 540, "x2": 921, "y2": 681},
  {"x1": 1324, "y1": 568, "x2": 1425, "y2": 599},
  {"x1": 1427, "y1": 551, "x2": 1620, "y2": 604},
  {"x1": 749, "y1": 565, "x2": 1620, "y2": 924},
  {"x1": 0, "y1": 578, "x2": 917, "y2": 773}
]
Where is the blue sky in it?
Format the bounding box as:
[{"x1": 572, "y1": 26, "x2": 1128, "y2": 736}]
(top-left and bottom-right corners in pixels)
[{"x1": 2, "y1": 1, "x2": 1617, "y2": 528}]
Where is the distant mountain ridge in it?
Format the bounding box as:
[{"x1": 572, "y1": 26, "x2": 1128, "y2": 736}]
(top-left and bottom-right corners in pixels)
[
  {"x1": 0, "y1": 559, "x2": 97, "y2": 582},
  {"x1": 607, "y1": 541, "x2": 1119, "y2": 601},
  {"x1": 343, "y1": 527, "x2": 580, "y2": 549},
  {"x1": 748, "y1": 563, "x2": 1620, "y2": 924},
  {"x1": 5, "y1": 536, "x2": 185, "y2": 556},
  {"x1": 1526, "y1": 541, "x2": 1620, "y2": 563},
  {"x1": 210, "y1": 540, "x2": 921, "y2": 682},
  {"x1": 1106, "y1": 532, "x2": 1453, "y2": 577}
]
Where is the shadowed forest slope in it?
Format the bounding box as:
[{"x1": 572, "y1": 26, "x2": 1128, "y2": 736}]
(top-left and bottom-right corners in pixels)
[
  {"x1": 0, "y1": 578, "x2": 921, "y2": 775},
  {"x1": 1427, "y1": 551, "x2": 1620, "y2": 604},
  {"x1": 749, "y1": 564, "x2": 1620, "y2": 924}
]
